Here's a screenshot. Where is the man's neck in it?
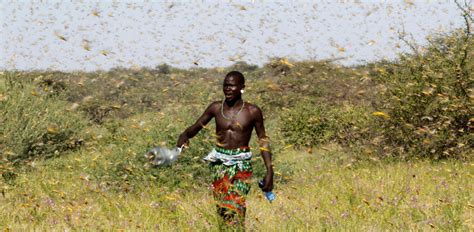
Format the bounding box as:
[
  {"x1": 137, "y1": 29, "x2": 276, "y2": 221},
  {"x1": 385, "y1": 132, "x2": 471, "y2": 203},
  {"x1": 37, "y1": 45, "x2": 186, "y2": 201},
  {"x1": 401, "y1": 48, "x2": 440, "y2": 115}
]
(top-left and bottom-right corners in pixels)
[{"x1": 225, "y1": 98, "x2": 243, "y2": 107}]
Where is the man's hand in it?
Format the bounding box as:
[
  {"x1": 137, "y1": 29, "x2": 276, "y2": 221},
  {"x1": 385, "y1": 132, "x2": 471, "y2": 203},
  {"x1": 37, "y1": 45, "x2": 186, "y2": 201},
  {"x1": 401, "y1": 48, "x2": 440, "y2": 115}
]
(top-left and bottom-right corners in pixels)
[
  {"x1": 176, "y1": 140, "x2": 188, "y2": 150},
  {"x1": 261, "y1": 169, "x2": 274, "y2": 192}
]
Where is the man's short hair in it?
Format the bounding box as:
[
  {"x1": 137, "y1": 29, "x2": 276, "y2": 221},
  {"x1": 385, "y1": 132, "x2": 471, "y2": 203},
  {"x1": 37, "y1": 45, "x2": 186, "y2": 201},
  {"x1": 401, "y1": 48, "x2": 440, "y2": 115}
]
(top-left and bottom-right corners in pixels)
[{"x1": 225, "y1": 71, "x2": 245, "y2": 85}]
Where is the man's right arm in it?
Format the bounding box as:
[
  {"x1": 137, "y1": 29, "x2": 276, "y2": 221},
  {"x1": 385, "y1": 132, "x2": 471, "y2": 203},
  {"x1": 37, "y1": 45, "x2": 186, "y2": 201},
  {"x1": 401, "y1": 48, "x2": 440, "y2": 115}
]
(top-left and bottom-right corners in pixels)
[{"x1": 176, "y1": 102, "x2": 217, "y2": 148}]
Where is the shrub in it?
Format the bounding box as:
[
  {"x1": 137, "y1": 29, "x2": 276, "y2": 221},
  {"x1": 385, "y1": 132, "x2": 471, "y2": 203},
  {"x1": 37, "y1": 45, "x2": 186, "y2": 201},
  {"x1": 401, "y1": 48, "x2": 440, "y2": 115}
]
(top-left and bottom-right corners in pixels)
[
  {"x1": 279, "y1": 100, "x2": 335, "y2": 147},
  {"x1": 264, "y1": 57, "x2": 294, "y2": 76},
  {"x1": 331, "y1": 105, "x2": 374, "y2": 148},
  {"x1": 373, "y1": 29, "x2": 472, "y2": 159},
  {"x1": 155, "y1": 63, "x2": 171, "y2": 74},
  {"x1": 0, "y1": 73, "x2": 87, "y2": 164},
  {"x1": 279, "y1": 99, "x2": 373, "y2": 149},
  {"x1": 229, "y1": 61, "x2": 259, "y2": 73}
]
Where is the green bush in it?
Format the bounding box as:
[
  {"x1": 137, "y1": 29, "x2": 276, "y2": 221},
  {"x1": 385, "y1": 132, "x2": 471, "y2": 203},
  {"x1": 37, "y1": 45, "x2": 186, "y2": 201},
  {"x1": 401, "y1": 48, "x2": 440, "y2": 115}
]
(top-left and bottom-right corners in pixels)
[
  {"x1": 279, "y1": 100, "x2": 373, "y2": 149},
  {"x1": 155, "y1": 63, "x2": 172, "y2": 74},
  {"x1": 331, "y1": 105, "x2": 373, "y2": 148},
  {"x1": 0, "y1": 73, "x2": 87, "y2": 164},
  {"x1": 279, "y1": 100, "x2": 334, "y2": 147},
  {"x1": 229, "y1": 61, "x2": 259, "y2": 73},
  {"x1": 374, "y1": 29, "x2": 472, "y2": 159}
]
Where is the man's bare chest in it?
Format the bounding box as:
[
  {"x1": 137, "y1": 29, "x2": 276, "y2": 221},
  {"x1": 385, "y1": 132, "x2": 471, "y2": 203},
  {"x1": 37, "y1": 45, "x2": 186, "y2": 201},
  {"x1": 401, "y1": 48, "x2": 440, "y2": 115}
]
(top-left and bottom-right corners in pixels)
[{"x1": 214, "y1": 110, "x2": 254, "y2": 132}]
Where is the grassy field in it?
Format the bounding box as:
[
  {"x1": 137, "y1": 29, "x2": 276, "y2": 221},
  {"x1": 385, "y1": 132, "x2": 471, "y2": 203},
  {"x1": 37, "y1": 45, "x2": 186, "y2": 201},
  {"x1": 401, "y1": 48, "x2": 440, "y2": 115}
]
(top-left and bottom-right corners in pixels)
[
  {"x1": 1, "y1": 45, "x2": 472, "y2": 230},
  {"x1": 1, "y1": 143, "x2": 472, "y2": 231}
]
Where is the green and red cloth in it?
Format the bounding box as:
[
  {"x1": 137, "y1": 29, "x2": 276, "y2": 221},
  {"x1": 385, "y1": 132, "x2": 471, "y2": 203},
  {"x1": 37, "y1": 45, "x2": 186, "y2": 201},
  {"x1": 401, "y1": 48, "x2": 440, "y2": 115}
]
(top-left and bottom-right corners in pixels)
[{"x1": 207, "y1": 147, "x2": 253, "y2": 225}]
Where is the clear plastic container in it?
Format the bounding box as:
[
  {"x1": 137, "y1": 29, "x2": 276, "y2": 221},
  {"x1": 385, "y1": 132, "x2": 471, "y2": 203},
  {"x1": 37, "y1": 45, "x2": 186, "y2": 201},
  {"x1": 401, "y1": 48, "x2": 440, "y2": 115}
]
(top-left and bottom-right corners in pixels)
[{"x1": 144, "y1": 146, "x2": 182, "y2": 166}]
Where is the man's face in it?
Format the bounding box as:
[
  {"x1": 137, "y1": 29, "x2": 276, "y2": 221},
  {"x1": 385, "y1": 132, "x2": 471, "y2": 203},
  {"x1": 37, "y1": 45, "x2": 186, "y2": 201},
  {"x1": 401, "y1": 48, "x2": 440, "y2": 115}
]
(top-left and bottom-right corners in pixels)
[{"x1": 223, "y1": 76, "x2": 243, "y2": 102}]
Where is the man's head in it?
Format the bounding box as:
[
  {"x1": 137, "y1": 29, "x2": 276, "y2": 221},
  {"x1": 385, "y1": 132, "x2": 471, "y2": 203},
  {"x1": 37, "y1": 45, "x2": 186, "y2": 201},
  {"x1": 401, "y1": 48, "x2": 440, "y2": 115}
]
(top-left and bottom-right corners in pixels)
[{"x1": 223, "y1": 71, "x2": 245, "y2": 102}]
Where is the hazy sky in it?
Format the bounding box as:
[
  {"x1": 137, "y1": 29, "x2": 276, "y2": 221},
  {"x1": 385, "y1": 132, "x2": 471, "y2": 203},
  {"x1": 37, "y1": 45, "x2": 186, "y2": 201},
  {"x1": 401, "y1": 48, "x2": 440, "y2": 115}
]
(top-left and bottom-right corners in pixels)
[{"x1": 0, "y1": 1, "x2": 467, "y2": 71}]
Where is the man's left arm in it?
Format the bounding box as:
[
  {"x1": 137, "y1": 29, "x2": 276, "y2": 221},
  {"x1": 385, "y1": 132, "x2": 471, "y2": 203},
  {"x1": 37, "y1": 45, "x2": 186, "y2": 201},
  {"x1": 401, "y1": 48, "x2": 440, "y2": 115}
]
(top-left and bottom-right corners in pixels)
[{"x1": 253, "y1": 106, "x2": 274, "y2": 192}]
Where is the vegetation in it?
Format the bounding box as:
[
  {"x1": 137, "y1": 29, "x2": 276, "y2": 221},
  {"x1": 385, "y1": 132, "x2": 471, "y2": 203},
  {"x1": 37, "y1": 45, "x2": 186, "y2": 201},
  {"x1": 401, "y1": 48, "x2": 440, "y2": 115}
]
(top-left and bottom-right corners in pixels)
[
  {"x1": 280, "y1": 101, "x2": 371, "y2": 149},
  {"x1": 1, "y1": 147, "x2": 471, "y2": 230},
  {"x1": 373, "y1": 28, "x2": 472, "y2": 159},
  {"x1": 0, "y1": 20, "x2": 472, "y2": 230},
  {"x1": 1, "y1": 73, "x2": 87, "y2": 165}
]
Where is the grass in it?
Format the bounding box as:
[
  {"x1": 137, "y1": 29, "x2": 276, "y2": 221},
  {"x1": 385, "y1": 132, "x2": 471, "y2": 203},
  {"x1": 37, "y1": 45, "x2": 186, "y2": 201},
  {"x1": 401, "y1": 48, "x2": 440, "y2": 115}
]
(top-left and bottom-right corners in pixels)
[
  {"x1": 0, "y1": 41, "x2": 472, "y2": 230},
  {"x1": 1, "y1": 144, "x2": 472, "y2": 230}
]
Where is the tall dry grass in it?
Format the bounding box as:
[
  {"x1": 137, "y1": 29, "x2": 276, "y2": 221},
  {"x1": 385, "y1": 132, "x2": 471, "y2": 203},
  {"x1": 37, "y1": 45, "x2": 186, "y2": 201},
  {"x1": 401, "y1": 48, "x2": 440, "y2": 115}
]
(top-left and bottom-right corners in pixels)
[{"x1": 0, "y1": 145, "x2": 472, "y2": 230}]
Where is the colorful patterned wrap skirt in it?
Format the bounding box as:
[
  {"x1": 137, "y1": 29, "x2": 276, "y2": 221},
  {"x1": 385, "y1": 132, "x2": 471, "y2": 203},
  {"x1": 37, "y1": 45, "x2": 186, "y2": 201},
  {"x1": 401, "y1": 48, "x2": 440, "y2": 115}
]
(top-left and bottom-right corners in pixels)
[{"x1": 205, "y1": 147, "x2": 253, "y2": 224}]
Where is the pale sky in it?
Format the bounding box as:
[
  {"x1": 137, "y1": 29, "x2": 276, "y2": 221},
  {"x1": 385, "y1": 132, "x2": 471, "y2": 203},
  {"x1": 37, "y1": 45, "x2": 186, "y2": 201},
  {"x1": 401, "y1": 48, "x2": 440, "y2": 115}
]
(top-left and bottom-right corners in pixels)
[{"x1": 0, "y1": 0, "x2": 467, "y2": 71}]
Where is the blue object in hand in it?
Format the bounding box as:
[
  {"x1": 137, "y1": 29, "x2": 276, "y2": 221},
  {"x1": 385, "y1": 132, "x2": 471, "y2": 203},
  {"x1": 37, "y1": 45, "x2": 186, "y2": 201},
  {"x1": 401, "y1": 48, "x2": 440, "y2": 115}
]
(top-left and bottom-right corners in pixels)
[
  {"x1": 264, "y1": 191, "x2": 276, "y2": 202},
  {"x1": 258, "y1": 180, "x2": 276, "y2": 202}
]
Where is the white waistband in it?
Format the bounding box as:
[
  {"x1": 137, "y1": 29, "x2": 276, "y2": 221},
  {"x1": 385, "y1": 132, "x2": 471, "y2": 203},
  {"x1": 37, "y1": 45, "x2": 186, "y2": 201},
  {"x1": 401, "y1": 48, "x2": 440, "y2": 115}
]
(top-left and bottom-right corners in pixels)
[{"x1": 203, "y1": 148, "x2": 252, "y2": 169}]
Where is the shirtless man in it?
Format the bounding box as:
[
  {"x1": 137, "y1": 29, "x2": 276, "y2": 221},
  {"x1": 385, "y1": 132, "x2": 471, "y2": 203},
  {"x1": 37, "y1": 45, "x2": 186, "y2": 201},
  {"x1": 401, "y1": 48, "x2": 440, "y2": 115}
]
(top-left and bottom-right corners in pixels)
[{"x1": 176, "y1": 71, "x2": 273, "y2": 227}]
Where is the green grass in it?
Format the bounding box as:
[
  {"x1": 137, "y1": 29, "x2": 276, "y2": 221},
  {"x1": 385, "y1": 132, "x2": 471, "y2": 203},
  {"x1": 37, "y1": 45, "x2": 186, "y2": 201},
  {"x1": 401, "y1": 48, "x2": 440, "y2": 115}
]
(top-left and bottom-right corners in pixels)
[{"x1": 1, "y1": 144, "x2": 472, "y2": 230}]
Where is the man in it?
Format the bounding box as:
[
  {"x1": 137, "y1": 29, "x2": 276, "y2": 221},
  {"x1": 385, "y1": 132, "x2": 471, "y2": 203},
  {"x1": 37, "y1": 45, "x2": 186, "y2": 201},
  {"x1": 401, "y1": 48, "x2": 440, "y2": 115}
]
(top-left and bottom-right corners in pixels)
[{"x1": 176, "y1": 71, "x2": 273, "y2": 227}]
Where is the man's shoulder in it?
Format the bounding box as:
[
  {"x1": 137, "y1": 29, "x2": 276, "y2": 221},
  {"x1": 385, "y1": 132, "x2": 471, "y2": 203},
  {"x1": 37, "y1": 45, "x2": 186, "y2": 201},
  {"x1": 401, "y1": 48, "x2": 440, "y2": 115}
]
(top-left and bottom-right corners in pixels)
[
  {"x1": 244, "y1": 101, "x2": 262, "y2": 113},
  {"x1": 206, "y1": 101, "x2": 221, "y2": 111},
  {"x1": 209, "y1": 101, "x2": 221, "y2": 107}
]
